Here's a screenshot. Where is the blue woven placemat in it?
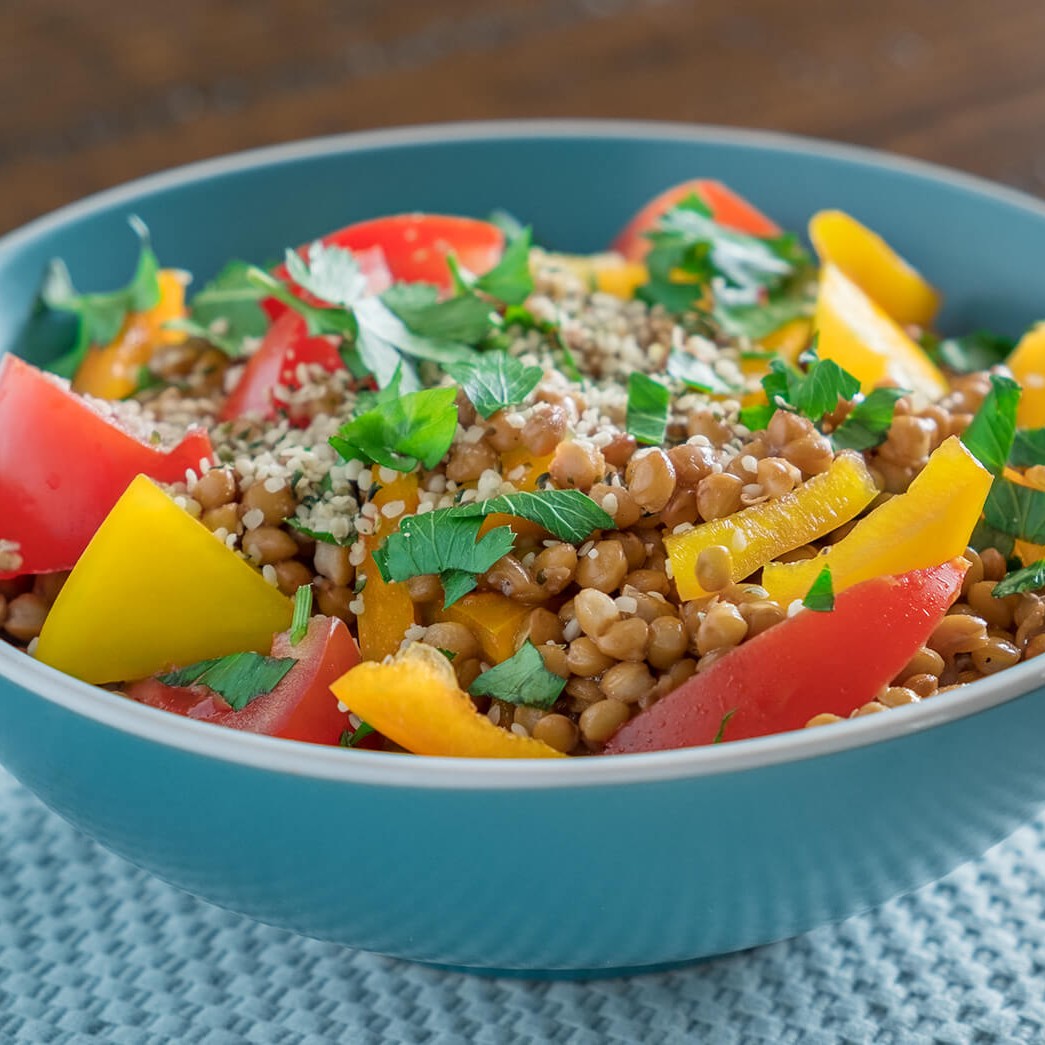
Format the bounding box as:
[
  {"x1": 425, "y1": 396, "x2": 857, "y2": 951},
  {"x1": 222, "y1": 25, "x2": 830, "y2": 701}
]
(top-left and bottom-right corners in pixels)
[{"x1": 0, "y1": 766, "x2": 1042, "y2": 1045}]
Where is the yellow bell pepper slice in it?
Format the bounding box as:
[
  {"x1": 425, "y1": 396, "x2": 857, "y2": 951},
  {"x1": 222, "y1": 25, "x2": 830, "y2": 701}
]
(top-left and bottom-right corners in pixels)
[
  {"x1": 356, "y1": 473, "x2": 419, "y2": 663},
  {"x1": 815, "y1": 263, "x2": 949, "y2": 401},
  {"x1": 809, "y1": 210, "x2": 941, "y2": 328},
  {"x1": 549, "y1": 253, "x2": 648, "y2": 299},
  {"x1": 72, "y1": 270, "x2": 188, "y2": 400},
  {"x1": 762, "y1": 436, "x2": 991, "y2": 606},
  {"x1": 331, "y1": 643, "x2": 563, "y2": 758},
  {"x1": 35, "y1": 474, "x2": 293, "y2": 684},
  {"x1": 1007, "y1": 323, "x2": 1045, "y2": 429},
  {"x1": 665, "y1": 452, "x2": 878, "y2": 601},
  {"x1": 441, "y1": 593, "x2": 533, "y2": 664}
]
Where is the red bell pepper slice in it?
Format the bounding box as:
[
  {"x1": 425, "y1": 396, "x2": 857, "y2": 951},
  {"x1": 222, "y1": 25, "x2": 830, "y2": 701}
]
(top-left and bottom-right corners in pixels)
[
  {"x1": 126, "y1": 614, "x2": 363, "y2": 745},
  {"x1": 605, "y1": 560, "x2": 967, "y2": 754},
  {"x1": 0, "y1": 354, "x2": 214, "y2": 579},
  {"x1": 611, "y1": 178, "x2": 781, "y2": 261},
  {"x1": 219, "y1": 311, "x2": 345, "y2": 424}
]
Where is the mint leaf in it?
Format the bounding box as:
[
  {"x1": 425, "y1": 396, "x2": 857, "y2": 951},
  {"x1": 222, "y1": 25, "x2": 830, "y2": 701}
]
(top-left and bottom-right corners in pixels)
[
  {"x1": 802, "y1": 565, "x2": 835, "y2": 612},
  {"x1": 924, "y1": 330, "x2": 1015, "y2": 374},
  {"x1": 961, "y1": 374, "x2": 1021, "y2": 475},
  {"x1": 712, "y1": 708, "x2": 737, "y2": 744},
  {"x1": 184, "y1": 260, "x2": 269, "y2": 351},
  {"x1": 329, "y1": 367, "x2": 458, "y2": 471},
  {"x1": 449, "y1": 490, "x2": 613, "y2": 543},
  {"x1": 626, "y1": 372, "x2": 670, "y2": 445},
  {"x1": 467, "y1": 640, "x2": 566, "y2": 709},
  {"x1": 445, "y1": 352, "x2": 543, "y2": 419},
  {"x1": 1010, "y1": 428, "x2": 1045, "y2": 469},
  {"x1": 44, "y1": 214, "x2": 161, "y2": 378},
  {"x1": 158, "y1": 652, "x2": 296, "y2": 711},
  {"x1": 290, "y1": 585, "x2": 313, "y2": 645},
  {"x1": 666, "y1": 349, "x2": 744, "y2": 395},
  {"x1": 382, "y1": 282, "x2": 493, "y2": 344},
  {"x1": 474, "y1": 226, "x2": 534, "y2": 306},
  {"x1": 992, "y1": 560, "x2": 1045, "y2": 598},
  {"x1": 831, "y1": 387, "x2": 908, "y2": 452}
]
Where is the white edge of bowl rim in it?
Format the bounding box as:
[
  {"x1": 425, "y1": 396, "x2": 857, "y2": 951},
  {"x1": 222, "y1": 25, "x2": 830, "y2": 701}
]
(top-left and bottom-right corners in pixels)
[{"x1": 3, "y1": 117, "x2": 1045, "y2": 792}]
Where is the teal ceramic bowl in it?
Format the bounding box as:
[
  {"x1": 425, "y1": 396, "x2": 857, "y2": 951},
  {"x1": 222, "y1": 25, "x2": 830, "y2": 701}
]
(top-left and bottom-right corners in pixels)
[{"x1": 3, "y1": 122, "x2": 1045, "y2": 976}]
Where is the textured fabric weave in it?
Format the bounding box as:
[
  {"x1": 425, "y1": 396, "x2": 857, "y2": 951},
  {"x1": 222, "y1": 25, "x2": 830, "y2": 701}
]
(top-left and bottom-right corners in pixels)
[{"x1": 0, "y1": 766, "x2": 1042, "y2": 1044}]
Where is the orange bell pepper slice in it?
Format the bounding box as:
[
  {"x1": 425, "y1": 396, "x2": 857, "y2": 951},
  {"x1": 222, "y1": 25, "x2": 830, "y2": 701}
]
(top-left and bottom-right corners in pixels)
[
  {"x1": 809, "y1": 210, "x2": 941, "y2": 328},
  {"x1": 1007, "y1": 323, "x2": 1045, "y2": 429},
  {"x1": 330, "y1": 643, "x2": 564, "y2": 758},
  {"x1": 72, "y1": 270, "x2": 188, "y2": 400},
  {"x1": 814, "y1": 263, "x2": 948, "y2": 401},
  {"x1": 440, "y1": 592, "x2": 532, "y2": 664},
  {"x1": 665, "y1": 452, "x2": 878, "y2": 601},
  {"x1": 761, "y1": 436, "x2": 991, "y2": 606},
  {"x1": 356, "y1": 473, "x2": 419, "y2": 662}
]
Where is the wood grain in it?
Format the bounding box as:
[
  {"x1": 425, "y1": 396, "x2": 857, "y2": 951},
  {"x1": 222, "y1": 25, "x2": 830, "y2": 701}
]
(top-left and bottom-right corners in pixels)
[{"x1": 3, "y1": 0, "x2": 1045, "y2": 232}]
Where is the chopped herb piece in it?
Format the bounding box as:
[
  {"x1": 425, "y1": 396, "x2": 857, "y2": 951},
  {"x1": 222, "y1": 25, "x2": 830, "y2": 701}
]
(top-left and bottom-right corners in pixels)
[
  {"x1": 340, "y1": 723, "x2": 376, "y2": 748},
  {"x1": 712, "y1": 708, "x2": 737, "y2": 744},
  {"x1": 501, "y1": 305, "x2": 581, "y2": 380},
  {"x1": 382, "y1": 282, "x2": 494, "y2": 344},
  {"x1": 290, "y1": 585, "x2": 313, "y2": 645},
  {"x1": 712, "y1": 276, "x2": 816, "y2": 342},
  {"x1": 436, "y1": 648, "x2": 458, "y2": 662},
  {"x1": 473, "y1": 226, "x2": 534, "y2": 306},
  {"x1": 666, "y1": 349, "x2": 744, "y2": 395},
  {"x1": 924, "y1": 330, "x2": 1015, "y2": 374},
  {"x1": 285, "y1": 519, "x2": 355, "y2": 547},
  {"x1": 992, "y1": 560, "x2": 1045, "y2": 598},
  {"x1": 329, "y1": 367, "x2": 458, "y2": 471},
  {"x1": 739, "y1": 403, "x2": 774, "y2": 432},
  {"x1": 830, "y1": 387, "x2": 908, "y2": 452},
  {"x1": 444, "y1": 352, "x2": 543, "y2": 419},
  {"x1": 961, "y1": 375, "x2": 1021, "y2": 475},
  {"x1": 487, "y1": 208, "x2": 526, "y2": 242},
  {"x1": 762, "y1": 345, "x2": 860, "y2": 425},
  {"x1": 284, "y1": 240, "x2": 370, "y2": 307},
  {"x1": 158, "y1": 652, "x2": 296, "y2": 711},
  {"x1": 1010, "y1": 428, "x2": 1045, "y2": 469},
  {"x1": 626, "y1": 372, "x2": 670, "y2": 446},
  {"x1": 982, "y1": 478, "x2": 1045, "y2": 544},
  {"x1": 372, "y1": 513, "x2": 515, "y2": 609},
  {"x1": 44, "y1": 215, "x2": 161, "y2": 379},
  {"x1": 802, "y1": 565, "x2": 835, "y2": 612},
  {"x1": 467, "y1": 640, "x2": 566, "y2": 709},
  {"x1": 183, "y1": 259, "x2": 269, "y2": 351},
  {"x1": 969, "y1": 518, "x2": 1016, "y2": 559},
  {"x1": 448, "y1": 489, "x2": 614, "y2": 543}
]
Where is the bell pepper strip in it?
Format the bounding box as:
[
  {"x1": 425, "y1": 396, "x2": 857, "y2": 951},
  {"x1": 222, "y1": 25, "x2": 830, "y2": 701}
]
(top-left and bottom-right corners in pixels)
[
  {"x1": 330, "y1": 642, "x2": 564, "y2": 758},
  {"x1": 551, "y1": 253, "x2": 649, "y2": 299},
  {"x1": 809, "y1": 210, "x2": 941, "y2": 328},
  {"x1": 34, "y1": 474, "x2": 293, "y2": 684},
  {"x1": 219, "y1": 311, "x2": 345, "y2": 423},
  {"x1": 665, "y1": 452, "x2": 879, "y2": 601},
  {"x1": 439, "y1": 593, "x2": 533, "y2": 664},
  {"x1": 612, "y1": 179, "x2": 780, "y2": 261},
  {"x1": 356, "y1": 473, "x2": 420, "y2": 662},
  {"x1": 70, "y1": 269, "x2": 188, "y2": 400},
  {"x1": 814, "y1": 263, "x2": 949, "y2": 401},
  {"x1": 126, "y1": 615, "x2": 359, "y2": 745},
  {"x1": 0, "y1": 355, "x2": 214, "y2": 579},
  {"x1": 761, "y1": 436, "x2": 991, "y2": 606},
  {"x1": 605, "y1": 559, "x2": 968, "y2": 754},
  {"x1": 1006, "y1": 323, "x2": 1045, "y2": 429}
]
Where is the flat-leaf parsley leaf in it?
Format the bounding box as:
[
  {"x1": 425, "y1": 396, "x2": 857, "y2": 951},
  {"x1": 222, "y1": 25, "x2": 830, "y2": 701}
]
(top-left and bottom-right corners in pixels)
[
  {"x1": 158, "y1": 652, "x2": 297, "y2": 711},
  {"x1": 468, "y1": 641, "x2": 566, "y2": 708},
  {"x1": 626, "y1": 372, "x2": 670, "y2": 446}
]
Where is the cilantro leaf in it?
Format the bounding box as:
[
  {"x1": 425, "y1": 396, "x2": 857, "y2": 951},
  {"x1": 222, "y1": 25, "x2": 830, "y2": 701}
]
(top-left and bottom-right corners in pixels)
[
  {"x1": 44, "y1": 214, "x2": 161, "y2": 378},
  {"x1": 802, "y1": 565, "x2": 835, "y2": 612},
  {"x1": 284, "y1": 241, "x2": 370, "y2": 307},
  {"x1": 992, "y1": 560, "x2": 1045, "y2": 598},
  {"x1": 353, "y1": 296, "x2": 475, "y2": 367},
  {"x1": 830, "y1": 387, "x2": 908, "y2": 452},
  {"x1": 1010, "y1": 428, "x2": 1045, "y2": 469},
  {"x1": 158, "y1": 652, "x2": 296, "y2": 711},
  {"x1": 290, "y1": 585, "x2": 313, "y2": 645},
  {"x1": 961, "y1": 374, "x2": 1021, "y2": 475},
  {"x1": 382, "y1": 282, "x2": 493, "y2": 344},
  {"x1": 762, "y1": 346, "x2": 860, "y2": 425},
  {"x1": 712, "y1": 708, "x2": 737, "y2": 744},
  {"x1": 467, "y1": 640, "x2": 566, "y2": 709},
  {"x1": 449, "y1": 490, "x2": 613, "y2": 543},
  {"x1": 982, "y1": 478, "x2": 1045, "y2": 544},
  {"x1": 182, "y1": 260, "x2": 269, "y2": 352},
  {"x1": 444, "y1": 352, "x2": 543, "y2": 419},
  {"x1": 372, "y1": 513, "x2": 515, "y2": 608},
  {"x1": 329, "y1": 368, "x2": 458, "y2": 471},
  {"x1": 626, "y1": 372, "x2": 670, "y2": 445},
  {"x1": 666, "y1": 349, "x2": 744, "y2": 395},
  {"x1": 474, "y1": 226, "x2": 534, "y2": 306},
  {"x1": 924, "y1": 330, "x2": 1015, "y2": 374}
]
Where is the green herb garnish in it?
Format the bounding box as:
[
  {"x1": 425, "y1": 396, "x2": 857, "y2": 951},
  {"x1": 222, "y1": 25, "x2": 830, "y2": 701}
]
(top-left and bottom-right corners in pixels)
[
  {"x1": 982, "y1": 479, "x2": 1045, "y2": 544},
  {"x1": 472, "y1": 226, "x2": 534, "y2": 306},
  {"x1": 762, "y1": 344, "x2": 860, "y2": 426},
  {"x1": 178, "y1": 259, "x2": 269, "y2": 353},
  {"x1": 712, "y1": 708, "x2": 738, "y2": 744},
  {"x1": 340, "y1": 723, "x2": 376, "y2": 748},
  {"x1": 467, "y1": 641, "x2": 566, "y2": 709},
  {"x1": 329, "y1": 366, "x2": 458, "y2": 471},
  {"x1": 830, "y1": 387, "x2": 908, "y2": 452},
  {"x1": 444, "y1": 351, "x2": 543, "y2": 419},
  {"x1": 961, "y1": 374, "x2": 1021, "y2": 476},
  {"x1": 158, "y1": 652, "x2": 296, "y2": 711},
  {"x1": 446, "y1": 489, "x2": 614, "y2": 543},
  {"x1": 924, "y1": 330, "x2": 1015, "y2": 374},
  {"x1": 381, "y1": 282, "x2": 494, "y2": 344},
  {"x1": 1010, "y1": 428, "x2": 1045, "y2": 469},
  {"x1": 666, "y1": 349, "x2": 744, "y2": 395},
  {"x1": 290, "y1": 585, "x2": 313, "y2": 645},
  {"x1": 43, "y1": 215, "x2": 161, "y2": 378},
  {"x1": 802, "y1": 565, "x2": 835, "y2": 612},
  {"x1": 626, "y1": 372, "x2": 671, "y2": 446},
  {"x1": 992, "y1": 560, "x2": 1045, "y2": 598}
]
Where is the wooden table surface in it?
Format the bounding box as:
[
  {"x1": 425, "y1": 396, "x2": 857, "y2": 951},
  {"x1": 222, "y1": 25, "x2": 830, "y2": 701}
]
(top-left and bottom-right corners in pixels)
[{"x1": 4, "y1": 0, "x2": 1045, "y2": 234}]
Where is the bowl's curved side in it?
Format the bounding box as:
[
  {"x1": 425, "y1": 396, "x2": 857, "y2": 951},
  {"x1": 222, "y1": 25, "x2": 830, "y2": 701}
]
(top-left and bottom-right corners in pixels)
[{"x1": 2, "y1": 666, "x2": 1043, "y2": 973}]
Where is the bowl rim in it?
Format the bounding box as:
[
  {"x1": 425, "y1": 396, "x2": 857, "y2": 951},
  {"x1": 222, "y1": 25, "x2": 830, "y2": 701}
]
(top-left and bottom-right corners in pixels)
[{"x1": 4, "y1": 116, "x2": 1045, "y2": 792}]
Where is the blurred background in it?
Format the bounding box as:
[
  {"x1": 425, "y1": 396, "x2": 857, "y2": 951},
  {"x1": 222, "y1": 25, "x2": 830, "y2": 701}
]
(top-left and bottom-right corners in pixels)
[{"x1": 4, "y1": 0, "x2": 1045, "y2": 234}]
